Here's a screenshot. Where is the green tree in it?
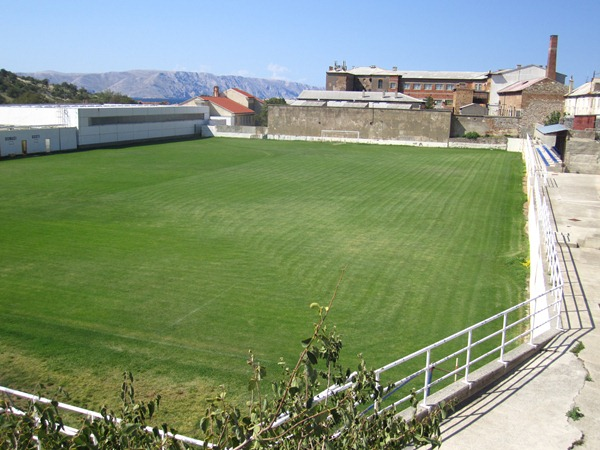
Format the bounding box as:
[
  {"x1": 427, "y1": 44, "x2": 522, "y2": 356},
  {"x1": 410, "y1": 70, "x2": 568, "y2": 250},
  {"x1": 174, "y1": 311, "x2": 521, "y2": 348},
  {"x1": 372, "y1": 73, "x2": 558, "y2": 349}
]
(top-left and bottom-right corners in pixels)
[
  {"x1": 544, "y1": 111, "x2": 562, "y2": 125},
  {"x1": 256, "y1": 97, "x2": 287, "y2": 126},
  {"x1": 424, "y1": 96, "x2": 435, "y2": 110}
]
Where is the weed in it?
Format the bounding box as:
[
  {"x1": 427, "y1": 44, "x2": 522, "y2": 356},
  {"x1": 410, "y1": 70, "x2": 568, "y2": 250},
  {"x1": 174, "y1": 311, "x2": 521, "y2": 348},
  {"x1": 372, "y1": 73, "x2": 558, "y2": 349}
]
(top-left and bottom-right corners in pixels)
[
  {"x1": 571, "y1": 341, "x2": 585, "y2": 356},
  {"x1": 566, "y1": 406, "x2": 584, "y2": 421}
]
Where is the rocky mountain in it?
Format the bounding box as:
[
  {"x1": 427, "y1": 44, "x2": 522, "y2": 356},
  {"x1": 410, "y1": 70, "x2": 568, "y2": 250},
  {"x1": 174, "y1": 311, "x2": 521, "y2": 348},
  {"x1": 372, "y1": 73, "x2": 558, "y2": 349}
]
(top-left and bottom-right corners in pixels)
[{"x1": 20, "y1": 70, "x2": 320, "y2": 102}]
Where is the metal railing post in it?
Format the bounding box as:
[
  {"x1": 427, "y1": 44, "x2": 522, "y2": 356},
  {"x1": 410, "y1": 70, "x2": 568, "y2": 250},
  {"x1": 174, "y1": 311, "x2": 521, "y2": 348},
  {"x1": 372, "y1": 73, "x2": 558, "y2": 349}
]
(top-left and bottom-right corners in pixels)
[
  {"x1": 500, "y1": 312, "x2": 508, "y2": 363},
  {"x1": 464, "y1": 330, "x2": 473, "y2": 383},
  {"x1": 374, "y1": 372, "x2": 381, "y2": 413},
  {"x1": 422, "y1": 349, "x2": 431, "y2": 406}
]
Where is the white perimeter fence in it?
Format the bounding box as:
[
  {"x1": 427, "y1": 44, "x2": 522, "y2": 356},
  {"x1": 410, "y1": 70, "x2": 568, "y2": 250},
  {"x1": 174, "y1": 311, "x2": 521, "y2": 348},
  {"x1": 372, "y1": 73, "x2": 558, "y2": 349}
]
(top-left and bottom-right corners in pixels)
[{"x1": 0, "y1": 136, "x2": 564, "y2": 447}]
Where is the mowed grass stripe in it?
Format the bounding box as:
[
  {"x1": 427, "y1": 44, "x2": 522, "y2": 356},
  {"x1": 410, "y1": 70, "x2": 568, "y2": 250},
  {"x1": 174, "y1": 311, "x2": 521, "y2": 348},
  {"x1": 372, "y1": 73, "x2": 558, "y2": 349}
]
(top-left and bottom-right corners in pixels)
[{"x1": 0, "y1": 138, "x2": 526, "y2": 433}]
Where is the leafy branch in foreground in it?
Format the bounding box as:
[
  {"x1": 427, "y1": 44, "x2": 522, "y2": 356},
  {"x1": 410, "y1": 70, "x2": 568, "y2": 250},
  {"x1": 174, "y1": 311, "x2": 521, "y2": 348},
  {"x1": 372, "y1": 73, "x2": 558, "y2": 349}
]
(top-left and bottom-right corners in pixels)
[
  {"x1": 0, "y1": 269, "x2": 450, "y2": 448},
  {"x1": 200, "y1": 268, "x2": 450, "y2": 449}
]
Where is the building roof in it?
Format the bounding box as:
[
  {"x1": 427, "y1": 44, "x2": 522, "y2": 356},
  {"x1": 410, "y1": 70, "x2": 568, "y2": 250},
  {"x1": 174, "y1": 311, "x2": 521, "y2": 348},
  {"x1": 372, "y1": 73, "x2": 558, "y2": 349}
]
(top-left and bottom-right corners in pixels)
[
  {"x1": 396, "y1": 70, "x2": 488, "y2": 80},
  {"x1": 229, "y1": 88, "x2": 264, "y2": 103},
  {"x1": 497, "y1": 77, "x2": 546, "y2": 94},
  {"x1": 298, "y1": 89, "x2": 423, "y2": 104},
  {"x1": 331, "y1": 66, "x2": 488, "y2": 80},
  {"x1": 492, "y1": 64, "x2": 543, "y2": 75},
  {"x1": 566, "y1": 78, "x2": 600, "y2": 97},
  {"x1": 536, "y1": 124, "x2": 569, "y2": 134},
  {"x1": 199, "y1": 96, "x2": 255, "y2": 114}
]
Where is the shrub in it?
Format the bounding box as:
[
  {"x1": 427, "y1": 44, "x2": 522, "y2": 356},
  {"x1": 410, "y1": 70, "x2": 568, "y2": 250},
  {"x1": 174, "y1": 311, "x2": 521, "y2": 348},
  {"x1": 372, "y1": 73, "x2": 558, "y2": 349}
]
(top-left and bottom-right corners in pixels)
[{"x1": 464, "y1": 132, "x2": 480, "y2": 139}]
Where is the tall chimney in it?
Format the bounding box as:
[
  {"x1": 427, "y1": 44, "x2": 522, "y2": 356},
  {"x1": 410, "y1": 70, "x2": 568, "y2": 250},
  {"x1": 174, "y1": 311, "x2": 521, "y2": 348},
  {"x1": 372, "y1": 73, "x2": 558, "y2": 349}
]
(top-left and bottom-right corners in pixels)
[
  {"x1": 546, "y1": 35, "x2": 558, "y2": 80},
  {"x1": 213, "y1": 86, "x2": 220, "y2": 97}
]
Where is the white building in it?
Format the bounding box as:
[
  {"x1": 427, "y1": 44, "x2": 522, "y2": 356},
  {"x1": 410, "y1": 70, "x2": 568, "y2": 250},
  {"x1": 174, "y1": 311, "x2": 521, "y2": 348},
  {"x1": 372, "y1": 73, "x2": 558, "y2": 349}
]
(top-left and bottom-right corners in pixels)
[
  {"x1": 0, "y1": 104, "x2": 209, "y2": 154},
  {"x1": 564, "y1": 78, "x2": 600, "y2": 117},
  {"x1": 0, "y1": 125, "x2": 77, "y2": 157}
]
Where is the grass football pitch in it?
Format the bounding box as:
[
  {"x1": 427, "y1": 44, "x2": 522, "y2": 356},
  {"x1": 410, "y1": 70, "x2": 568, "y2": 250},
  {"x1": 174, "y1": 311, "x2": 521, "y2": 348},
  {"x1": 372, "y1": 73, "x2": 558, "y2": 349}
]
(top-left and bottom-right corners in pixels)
[{"x1": 0, "y1": 137, "x2": 527, "y2": 433}]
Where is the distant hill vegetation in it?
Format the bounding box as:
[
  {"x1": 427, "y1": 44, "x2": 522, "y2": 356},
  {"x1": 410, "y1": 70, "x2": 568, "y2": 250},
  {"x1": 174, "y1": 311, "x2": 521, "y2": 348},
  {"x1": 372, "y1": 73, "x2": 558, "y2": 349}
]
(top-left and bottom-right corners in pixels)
[
  {"x1": 0, "y1": 68, "x2": 136, "y2": 104},
  {"x1": 20, "y1": 70, "x2": 319, "y2": 102}
]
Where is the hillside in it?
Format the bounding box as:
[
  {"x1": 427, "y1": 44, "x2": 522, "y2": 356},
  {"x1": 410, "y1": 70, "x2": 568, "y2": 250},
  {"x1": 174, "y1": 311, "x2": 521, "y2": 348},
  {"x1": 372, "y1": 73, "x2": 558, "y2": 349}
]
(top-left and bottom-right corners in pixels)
[
  {"x1": 0, "y1": 68, "x2": 136, "y2": 104},
  {"x1": 21, "y1": 70, "x2": 320, "y2": 102}
]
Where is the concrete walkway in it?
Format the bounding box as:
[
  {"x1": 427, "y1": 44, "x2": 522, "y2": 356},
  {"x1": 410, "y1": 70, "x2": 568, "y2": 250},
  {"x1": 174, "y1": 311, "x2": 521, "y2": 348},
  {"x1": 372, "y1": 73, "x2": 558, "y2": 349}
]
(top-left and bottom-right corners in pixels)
[{"x1": 437, "y1": 172, "x2": 600, "y2": 450}]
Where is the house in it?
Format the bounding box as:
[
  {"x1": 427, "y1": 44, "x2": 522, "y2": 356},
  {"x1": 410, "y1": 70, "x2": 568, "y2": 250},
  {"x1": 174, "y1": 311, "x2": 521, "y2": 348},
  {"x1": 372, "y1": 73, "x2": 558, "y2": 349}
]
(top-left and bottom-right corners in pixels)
[
  {"x1": 180, "y1": 87, "x2": 257, "y2": 126},
  {"x1": 225, "y1": 88, "x2": 263, "y2": 114},
  {"x1": 498, "y1": 77, "x2": 569, "y2": 135},
  {"x1": 564, "y1": 77, "x2": 600, "y2": 130}
]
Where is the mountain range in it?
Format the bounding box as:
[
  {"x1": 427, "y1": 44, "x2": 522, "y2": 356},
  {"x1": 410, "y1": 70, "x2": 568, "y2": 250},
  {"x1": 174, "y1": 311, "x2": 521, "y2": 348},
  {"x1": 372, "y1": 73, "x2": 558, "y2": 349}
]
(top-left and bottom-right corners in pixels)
[{"x1": 20, "y1": 70, "x2": 320, "y2": 102}]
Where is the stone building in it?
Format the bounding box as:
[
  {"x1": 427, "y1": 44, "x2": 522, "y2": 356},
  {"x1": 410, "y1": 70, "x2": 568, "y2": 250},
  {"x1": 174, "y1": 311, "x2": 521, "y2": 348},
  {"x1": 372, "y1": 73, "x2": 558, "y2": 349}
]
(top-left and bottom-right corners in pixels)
[{"x1": 498, "y1": 77, "x2": 568, "y2": 136}]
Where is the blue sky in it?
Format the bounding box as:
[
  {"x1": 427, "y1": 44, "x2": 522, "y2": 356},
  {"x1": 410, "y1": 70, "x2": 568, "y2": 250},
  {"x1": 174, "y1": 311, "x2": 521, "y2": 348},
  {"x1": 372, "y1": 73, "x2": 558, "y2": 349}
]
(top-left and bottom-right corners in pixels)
[{"x1": 2, "y1": 0, "x2": 598, "y2": 88}]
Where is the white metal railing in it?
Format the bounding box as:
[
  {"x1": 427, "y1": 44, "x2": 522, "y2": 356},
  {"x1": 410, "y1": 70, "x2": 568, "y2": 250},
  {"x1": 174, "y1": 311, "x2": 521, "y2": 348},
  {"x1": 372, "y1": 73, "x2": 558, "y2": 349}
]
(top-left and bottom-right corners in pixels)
[
  {"x1": 1, "y1": 136, "x2": 564, "y2": 446},
  {"x1": 0, "y1": 385, "x2": 210, "y2": 448}
]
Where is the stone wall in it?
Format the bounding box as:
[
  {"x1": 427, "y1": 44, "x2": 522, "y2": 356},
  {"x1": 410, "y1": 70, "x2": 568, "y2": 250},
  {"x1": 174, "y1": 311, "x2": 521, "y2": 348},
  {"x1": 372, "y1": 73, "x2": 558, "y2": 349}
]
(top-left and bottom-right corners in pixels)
[
  {"x1": 268, "y1": 105, "x2": 452, "y2": 143},
  {"x1": 451, "y1": 115, "x2": 520, "y2": 137}
]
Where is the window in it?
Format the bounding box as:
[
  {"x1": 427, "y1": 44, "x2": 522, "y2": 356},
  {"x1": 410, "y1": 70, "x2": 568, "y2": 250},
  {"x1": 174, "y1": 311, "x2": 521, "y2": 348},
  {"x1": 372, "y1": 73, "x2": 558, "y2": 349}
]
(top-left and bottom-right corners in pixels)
[
  {"x1": 475, "y1": 83, "x2": 484, "y2": 91},
  {"x1": 404, "y1": 83, "x2": 411, "y2": 90},
  {"x1": 390, "y1": 82, "x2": 397, "y2": 89},
  {"x1": 445, "y1": 100, "x2": 453, "y2": 106},
  {"x1": 435, "y1": 84, "x2": 443, "y2": 90},
  {"x1": 446, "y1": 84, "x2": 454, "y2": 91},
  {"x1": 424, "y1": 84, "x2": 433, "y2": 90},
  {"x1": 88, "y1": 113, "x2": 205, "y2": 126},
  {"x1": 377, "y1": 79, "x2": 383, "y2": 89},
  {"x1": 413, "y1": 83, "x2": 422, "y2": 90}
]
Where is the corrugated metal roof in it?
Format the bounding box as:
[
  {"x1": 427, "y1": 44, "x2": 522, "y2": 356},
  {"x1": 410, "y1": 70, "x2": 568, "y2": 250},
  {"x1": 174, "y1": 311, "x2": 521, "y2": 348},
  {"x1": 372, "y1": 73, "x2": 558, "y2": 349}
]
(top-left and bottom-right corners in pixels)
[
  {"x1": 536, "y1": 124, "x2": 569, "y2": 134},
  {"x1": 492, "y1": 64, "x2": 542, "y2": 75},
  {"x1": 327, "y1": 101, "x2": 368, "y2": 108},
  {"x1": 343, "y1": 67, "x2": 488, "y2": 80},
  {"x1": 497, "y1": 77, "x2": 546, "y2": 93},
  {"x1": 397, "y1": 70, "x2": 488, "y2": 80},
  {"x1": 298, "y1": 90, "x2": 423, "y2": 103},
  {"x1": 566, "y1": 78, "x2": 600, "y2": 97},
  {"x1": 289, "y1": 100, "x2": 327, "y2": 107}
]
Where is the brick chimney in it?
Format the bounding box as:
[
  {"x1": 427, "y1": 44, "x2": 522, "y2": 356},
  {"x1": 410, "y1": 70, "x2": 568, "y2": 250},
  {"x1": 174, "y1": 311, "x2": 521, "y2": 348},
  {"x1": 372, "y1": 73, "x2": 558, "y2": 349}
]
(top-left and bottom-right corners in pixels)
[
  {"x1": 546, "y1": 35, "x2": 558, "y2": 81},
  {"x1": 213, "y1": 86, "x2": 220, "y2": 97}
]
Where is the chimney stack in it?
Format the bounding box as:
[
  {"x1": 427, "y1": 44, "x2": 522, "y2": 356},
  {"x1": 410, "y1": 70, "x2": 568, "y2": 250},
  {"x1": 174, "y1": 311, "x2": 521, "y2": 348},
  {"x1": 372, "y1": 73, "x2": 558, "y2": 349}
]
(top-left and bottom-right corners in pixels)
[
  {"x1": 568, "y1": 76, "x2": 574, "y2": 93},
  {"x1": 546, "y1": 35, "x2": 558, "y2": 81},
  {"x1": 213, "y1": 86, "x2": 220, "y2": 97}
]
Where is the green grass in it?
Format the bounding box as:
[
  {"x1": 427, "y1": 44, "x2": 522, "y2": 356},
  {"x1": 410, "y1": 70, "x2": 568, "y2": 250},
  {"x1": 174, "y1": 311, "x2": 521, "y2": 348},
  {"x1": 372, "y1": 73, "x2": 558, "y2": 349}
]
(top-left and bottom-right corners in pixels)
[{"x1": 0, "y1": 138, "x2": 527, "y2": 434}]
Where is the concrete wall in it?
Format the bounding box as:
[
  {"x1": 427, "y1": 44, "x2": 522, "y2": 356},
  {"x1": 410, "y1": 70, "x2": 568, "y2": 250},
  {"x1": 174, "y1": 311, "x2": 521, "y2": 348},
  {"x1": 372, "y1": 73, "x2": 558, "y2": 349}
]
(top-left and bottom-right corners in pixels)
[
  {"x1": 451, "y1": 115, "x2": 520, "y2": 137},
  {"x1": 0, "y1": 127, "x2": 77, "y2": 157},
  {"x1": 268, "y1": 105, "x2": 452, "y2": 143},
  {"x1": 564, "y1": 138, "x2": 600, "y2": 174},
  {"x1": 76, "y1": 106, "x2": 208, "y2": 147}
]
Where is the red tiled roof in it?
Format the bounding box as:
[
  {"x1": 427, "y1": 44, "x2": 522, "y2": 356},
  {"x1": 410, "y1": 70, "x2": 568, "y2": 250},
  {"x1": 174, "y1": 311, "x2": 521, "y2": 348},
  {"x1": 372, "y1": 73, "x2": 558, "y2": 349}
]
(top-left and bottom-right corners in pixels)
[
  {"x1": 231, "y1": 88, "x2": 264, "y2": 103},
  {"x1": 200, "y1": 96, "x2": 255, "y2": 114}
]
